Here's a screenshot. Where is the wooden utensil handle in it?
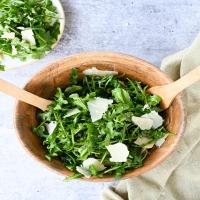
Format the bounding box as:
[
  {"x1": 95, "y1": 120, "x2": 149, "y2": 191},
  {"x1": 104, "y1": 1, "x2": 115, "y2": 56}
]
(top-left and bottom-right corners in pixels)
[
  {"x1": 169, "y1": 65, "x2": 200, "y2": 96},
  {"x1": 0, "y1": 79, "x2": 52, "y2": 111}
]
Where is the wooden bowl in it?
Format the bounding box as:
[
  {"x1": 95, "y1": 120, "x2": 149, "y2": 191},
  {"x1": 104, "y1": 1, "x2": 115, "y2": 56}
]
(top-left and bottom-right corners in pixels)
[{"x1": 14, "y1": 52, "x2": 185, "y2": 182}]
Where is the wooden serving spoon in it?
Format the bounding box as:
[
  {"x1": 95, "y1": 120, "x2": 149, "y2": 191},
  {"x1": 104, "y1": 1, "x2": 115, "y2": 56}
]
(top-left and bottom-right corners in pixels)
[
  {"x1": 148, "y1": 65, "x2": 200, "y2": 109},
  {"x1": 0, "y1": 79, "x2": 52, "y2": 111}
]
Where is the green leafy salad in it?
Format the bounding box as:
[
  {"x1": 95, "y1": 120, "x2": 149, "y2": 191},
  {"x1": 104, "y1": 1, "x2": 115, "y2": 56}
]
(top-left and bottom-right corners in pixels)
[
  {"x1": 0, "y1": 0, "x2": 60, "y2": 70},
  {"x1": 33, "y1": 67, "x2": 169, "y2": 180}
]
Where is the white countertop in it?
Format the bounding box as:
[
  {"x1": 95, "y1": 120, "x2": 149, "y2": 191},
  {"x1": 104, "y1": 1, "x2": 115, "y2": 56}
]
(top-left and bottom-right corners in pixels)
[{"x1": 0, "y1": 0, "x2": 199, "y2": 199}]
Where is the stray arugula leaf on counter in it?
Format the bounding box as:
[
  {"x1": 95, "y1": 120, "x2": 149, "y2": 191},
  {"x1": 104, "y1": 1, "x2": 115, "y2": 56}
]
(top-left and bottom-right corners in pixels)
[
  {"x1": 0, "y1": 0, "x2": 60, "y2": 62},
  {"x1": 33, "y1": 68, "x2": 169, "y2": 180}
]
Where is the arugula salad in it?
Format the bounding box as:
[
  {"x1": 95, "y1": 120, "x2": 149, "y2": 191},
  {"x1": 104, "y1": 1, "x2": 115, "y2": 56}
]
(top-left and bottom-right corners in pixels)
[
  {"x1": 0, "y1": 0, "x2": 60, "y2": 70},
  {"x1": 33, "y1": 67, "x2": 169, "y2": 180}
]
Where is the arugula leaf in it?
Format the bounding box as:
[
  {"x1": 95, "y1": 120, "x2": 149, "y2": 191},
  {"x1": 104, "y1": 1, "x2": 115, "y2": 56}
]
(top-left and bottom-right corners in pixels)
[
  {"x1": 112, "y1": 88, "x2": 131, "y2": 104},
  {"x1": 64, "y1": 173, "x2": 83, "y2": 182},
  {"x1": 89, "y1": 165, "x2": 98, "y2": 176},
  {"x1": 54, "y1": 88, "x2": 68, "y2": 109},
  {"x1": 65, "y1": 85, "x2": 82, "y2": 94},
  {"x1": 69, "y1": 93, "x2": 88, "y2": 111},
  {"x1": 70, "y1": 68, "x2": 78, "y2": 84},
  {"x1": 147, "y1": 95, "x2": 161, "y2": 106},
  {"x1": 33, "y1": 123, "x2": 47, "y2": 138}
]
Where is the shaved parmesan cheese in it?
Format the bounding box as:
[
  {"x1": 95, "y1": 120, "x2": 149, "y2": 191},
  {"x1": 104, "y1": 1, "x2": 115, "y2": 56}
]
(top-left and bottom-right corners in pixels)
[
  {"x1": 132, "y1": 116, "x2": 153, "y2": 130},
  {"x1": 46, "y1": 121, "x2": 57, "y2": 135},
  {"x1": 106, "y1": 143, "x2": 129, "y2": 162},
  {"x1": 155, "y1": 134, "x2": 168, "y2": 147},
  {"x1": 132, "y1": 111, "x2": 163, "y2": 130},
  {"x1": 134, "y1": 137, "x2": 154, "y2": 149},
  {"x1": 69, "y1": 93, "x2": 79, "y2": 98},
  {"x1": 1, "y1": 32, "x2": 15, "y2": 39},
  {"x1": 83, "y1": 67, "x2": 118, "y2": 76},
  {"x1": 76, "y1": 166, "x2": 91, "y2": 178},
  {"x1": 144, "y1": 143, "x2": 155, "y2": 149},
  {"x1": 134, "y1": 137, "x2": 150, "y2": 145},
  {"x1": 21, "y1": 29, "x2": 36, "y2": 45},
  {"x1": 143, "y1": 104, "x2": 150, "y2": 110},
  {"x1": 76, "y1": 158, "x2": 105, "y2": 178},
  {"x1": 12, "y1": 45, "x2": 17, "y2": 55},
  {"x1": 64, "y1": 108, "x2": 81, "y2": 118},
  {"x1": 87, "y1": 97, "x2": 113, "y2": 122},
  {"x1": 83, "y1": 158, "x2": 105, "y2": 171},
  {"x1": 17, "y1": 27, "x2": 25, "y2": 30},
  {"x1": 142, "y1": 111, "x2": 164, "y2": 129},
  {"x1": 27, "y1": 16, "x2": 33, "y2": 21}
]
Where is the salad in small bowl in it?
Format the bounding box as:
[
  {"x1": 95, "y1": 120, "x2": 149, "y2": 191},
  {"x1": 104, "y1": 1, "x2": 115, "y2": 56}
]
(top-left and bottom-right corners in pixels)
[
  {"x1": 0, "y1": 0, "x2": 65, "y2": 70},
  {"x1": 14, "y1": 52, "x2": 184, "y2": 182}
]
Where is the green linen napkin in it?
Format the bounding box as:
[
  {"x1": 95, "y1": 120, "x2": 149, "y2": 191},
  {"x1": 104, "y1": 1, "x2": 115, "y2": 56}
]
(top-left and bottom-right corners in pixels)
[{"x1": 102, "y1": 34, "x2": 200, "y2": 200}]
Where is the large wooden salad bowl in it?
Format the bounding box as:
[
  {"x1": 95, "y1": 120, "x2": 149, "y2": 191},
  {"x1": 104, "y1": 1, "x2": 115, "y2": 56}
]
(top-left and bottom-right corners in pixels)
[{"x1": 14, "y1": 52, "x2": 185, "y2": 182}]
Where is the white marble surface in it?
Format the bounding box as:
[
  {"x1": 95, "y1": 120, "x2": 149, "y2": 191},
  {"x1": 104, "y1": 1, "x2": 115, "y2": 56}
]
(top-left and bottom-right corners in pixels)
[{"x1": 0, "y1": 0, "x2": 199, "y2": 200}]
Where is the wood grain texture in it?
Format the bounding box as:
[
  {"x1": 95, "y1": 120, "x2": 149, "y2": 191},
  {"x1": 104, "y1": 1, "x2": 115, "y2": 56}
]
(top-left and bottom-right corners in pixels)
[
  {"x1": 148, "y1": 65, "x2": 200, "y2": 109},
  {"x1": 14, "y1": 52, "x2": 185, "y2": 182},
  {"x1": 0, "y1": 79, "x2": 52, "y2": 111}
]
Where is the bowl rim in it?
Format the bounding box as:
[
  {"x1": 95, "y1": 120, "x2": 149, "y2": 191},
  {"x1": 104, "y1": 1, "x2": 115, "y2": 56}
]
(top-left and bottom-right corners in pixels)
[{"x1": 14, "y1": 51, "x2": 185, "y2": 182}]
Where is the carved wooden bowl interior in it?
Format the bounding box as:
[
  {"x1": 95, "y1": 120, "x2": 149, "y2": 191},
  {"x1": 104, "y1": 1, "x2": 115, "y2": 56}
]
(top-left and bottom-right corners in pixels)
[{"x1": 15, "y1": 52, "x2": 185, "y2": 182}]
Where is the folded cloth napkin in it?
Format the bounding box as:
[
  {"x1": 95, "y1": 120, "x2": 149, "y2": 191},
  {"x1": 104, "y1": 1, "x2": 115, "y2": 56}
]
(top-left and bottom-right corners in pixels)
[{"x1": 102, "y1": 33, "x2": 200, "y2": 200}]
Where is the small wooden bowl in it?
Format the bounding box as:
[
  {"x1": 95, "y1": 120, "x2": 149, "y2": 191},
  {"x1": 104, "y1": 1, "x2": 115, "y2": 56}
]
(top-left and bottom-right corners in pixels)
[{"x1": 14, "y1": 52, "x2": 185, "y2": 182}]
